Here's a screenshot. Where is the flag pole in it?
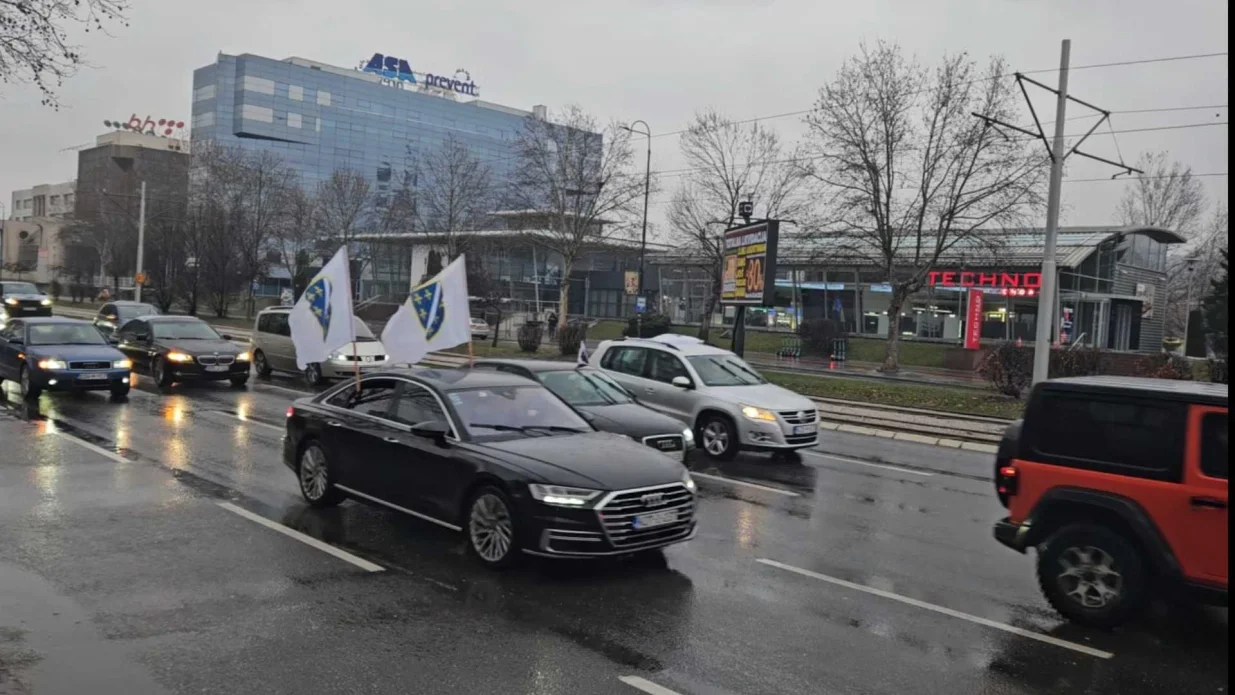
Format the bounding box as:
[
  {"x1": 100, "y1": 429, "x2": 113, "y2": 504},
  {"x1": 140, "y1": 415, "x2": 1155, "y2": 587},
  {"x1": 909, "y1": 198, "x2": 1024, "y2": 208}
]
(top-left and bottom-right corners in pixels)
[
  {"x1": 467, "y1": 336, "x2": 474, "y2": 367},
  {"x1": 344, "y1": 245, "x2": 360, "y2": 391}
]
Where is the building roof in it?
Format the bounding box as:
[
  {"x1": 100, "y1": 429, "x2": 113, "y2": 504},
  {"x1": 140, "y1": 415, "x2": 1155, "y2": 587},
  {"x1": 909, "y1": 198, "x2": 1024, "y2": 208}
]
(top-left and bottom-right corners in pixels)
[{"x1": 649, "y1": 225, "x2": 1186, "y2": 269}]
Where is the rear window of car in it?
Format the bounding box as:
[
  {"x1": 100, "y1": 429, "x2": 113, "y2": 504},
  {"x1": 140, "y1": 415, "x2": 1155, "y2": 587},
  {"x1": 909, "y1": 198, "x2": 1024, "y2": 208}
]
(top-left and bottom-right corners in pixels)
[
  {"x1": 1200, "y1": 412, "x2": 1228, "y2": 480},
  {"x1": 1029, "y1": 393, "x2": 1185, "y2": 480}
]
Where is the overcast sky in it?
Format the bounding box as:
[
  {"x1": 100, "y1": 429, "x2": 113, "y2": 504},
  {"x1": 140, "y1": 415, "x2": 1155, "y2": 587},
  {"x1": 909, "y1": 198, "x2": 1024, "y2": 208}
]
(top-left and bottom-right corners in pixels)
[{"x1": 1, "y1": 0, "x2": 1227, "y2": 238}]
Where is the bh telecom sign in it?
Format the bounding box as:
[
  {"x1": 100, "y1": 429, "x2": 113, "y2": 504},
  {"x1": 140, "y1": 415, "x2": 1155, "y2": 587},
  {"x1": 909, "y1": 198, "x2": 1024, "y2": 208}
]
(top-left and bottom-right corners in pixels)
[{"x1": 361, "y1": 53, "x2": 479, "y2": 97}]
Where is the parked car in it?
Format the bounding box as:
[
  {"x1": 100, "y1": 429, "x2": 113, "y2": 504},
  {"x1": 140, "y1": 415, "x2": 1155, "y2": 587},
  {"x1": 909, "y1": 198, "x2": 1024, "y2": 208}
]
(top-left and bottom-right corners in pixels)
[
  {"x1": 0, "y1": 281, "x2": 53, "y2": 322},
  {"x1": 471, "y1": 359, "x2": 694, "y2": 461},
  {"x1": 591, "y1": 334, "x2": 819, "y2": 460},
  {"x1": 250, "y1": 306, "x2": 389, "y2": 387},
  {"x1": 92, "y1": 301, "x2": 160, "y2": 338},
  {"x1": 993, "y1": 376, "x2": 1228, "y2": 627},
  {"x1": 113, "y1": 315, "x2": 250, "y2": 388},
  {"x1": 0, "y1": 317, "x2": 131, "y2": 400},
  {"x1": 283, "y1": 368, "x2": 698, "y2": 568},
  {"x1": 470, "y1": 317, "x2": 490, "y2": 341}
]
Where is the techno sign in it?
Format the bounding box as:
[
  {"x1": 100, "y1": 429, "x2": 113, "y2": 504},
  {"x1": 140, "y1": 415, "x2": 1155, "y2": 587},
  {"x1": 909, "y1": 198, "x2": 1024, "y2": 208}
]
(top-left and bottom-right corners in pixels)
[
  {"x1": 361, "y1": 53, "x2": 480, "y2": 97},
  {"x1": 927, "y1": 270, "x2": 1042, "y2": 289},
  {"x1": 720, "y1": 220, "x2": 779, "y2": 307},
  {"x1": 964, "y1": 289, "x2": 983, "y2": 350}
]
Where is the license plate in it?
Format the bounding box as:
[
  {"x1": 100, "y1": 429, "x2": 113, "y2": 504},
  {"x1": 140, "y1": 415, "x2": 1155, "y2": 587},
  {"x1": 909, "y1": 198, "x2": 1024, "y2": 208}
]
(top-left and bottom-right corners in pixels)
[
  {"x1": 205, "y1": 365, "x2": 229, "y2": 372},
  {"x1": 793, "y1": 424, "x2": 816, "y2": 435},
  {"x1": 632, "y1": 510, "x2": 677, "y2": 530},
  {"x1": 22, "y1": 307, "x2": 38, "y2": 312},
  {"x1": 78, "y1": 372, "x2": 108, "y2": 381},
  {"x1": 362, "y1": 356, "x2": 374, "y2": 363}
]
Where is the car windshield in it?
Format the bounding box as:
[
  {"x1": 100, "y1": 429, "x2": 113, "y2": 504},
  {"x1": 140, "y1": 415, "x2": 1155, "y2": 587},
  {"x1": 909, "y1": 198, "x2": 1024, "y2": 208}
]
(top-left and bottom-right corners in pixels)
[
  {"x1": 687, "y1": 354, "x2": 767, "y2": 386},
  {"x1": 538, "y1": 369, "x2": 633, "y2": 406},
  {"x1": 449, "y1": 385, "x2": 591, "y2": 439},
  {"x1": 152, "y1": 321, "x2": 221, "y2": 340},
  {"x1": 119, "y1": 304, "x2": 158, "y2": 319},
  {"x1": 2, "y1": 282, "x2": 40, "y2": 295},
  {"x1": 27, "y1": 323, "x2": 106, "y2": 346}
]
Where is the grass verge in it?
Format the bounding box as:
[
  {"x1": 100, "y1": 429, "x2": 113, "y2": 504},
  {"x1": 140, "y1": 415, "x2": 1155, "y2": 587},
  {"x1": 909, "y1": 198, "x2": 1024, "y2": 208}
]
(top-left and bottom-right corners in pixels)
[{"x1": 763, "y1": 370, "x2": 1023, "y2": 420}]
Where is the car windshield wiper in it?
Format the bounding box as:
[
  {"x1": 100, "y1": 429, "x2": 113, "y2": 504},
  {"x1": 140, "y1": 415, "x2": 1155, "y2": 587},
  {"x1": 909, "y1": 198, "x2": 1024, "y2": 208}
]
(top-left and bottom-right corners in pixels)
[
  {"x1": 576, "y1": 373, "x2": 620, "y2": 404},
  {"x1": 469, "y1": 423, "x2": 586, "y2": 436},
  {"x1": 726, "y1": 360, "x2": 766, "y2": 384}
]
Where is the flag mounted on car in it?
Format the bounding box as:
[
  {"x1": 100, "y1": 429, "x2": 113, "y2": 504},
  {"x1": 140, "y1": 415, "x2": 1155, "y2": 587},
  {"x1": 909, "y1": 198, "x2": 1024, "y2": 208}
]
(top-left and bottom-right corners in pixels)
[
  {"x1": 289, "y1": 246, "x2": 355, "y2": 369},
  {"x1": 577, "y1": 340, "x2": 589, "y2": 367},
  {"x1": 382, "y1": 255, "x2": 472, "y2": 366}
]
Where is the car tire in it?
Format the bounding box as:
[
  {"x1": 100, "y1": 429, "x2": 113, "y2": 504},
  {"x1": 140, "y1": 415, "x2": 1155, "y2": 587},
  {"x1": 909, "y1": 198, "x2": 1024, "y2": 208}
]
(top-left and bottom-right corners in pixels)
[
  {"x1": 698, "y1": 414, "x2": 738, "y2": 460},
  {"x1": 152, "y1": 356, "x2": 174, "y2": 388},
  {"x1": 253, "y1": 350, "x2": 272, "y2": 378},
  {"x1": 19, "y1": 365, "x2": 41, "y2": 401},
  {"x1": 1036, "y1": 524, "x2": 1148, "y2": 629},
  {"x1": 466, "y1": 486, "x2": 520, "y2": 569},
  {"x1": 230, "y1": 375, "x2": 249, "y2": 389},
  {"x1": 110, "y1": 384, "x2": 130, "y2": 400},
  {"x1": 304, "y1": 363, "x2": 324, "y2": 388},
  {"x1": 297, "y1": 442, "x2": 344, "y2": 508}
]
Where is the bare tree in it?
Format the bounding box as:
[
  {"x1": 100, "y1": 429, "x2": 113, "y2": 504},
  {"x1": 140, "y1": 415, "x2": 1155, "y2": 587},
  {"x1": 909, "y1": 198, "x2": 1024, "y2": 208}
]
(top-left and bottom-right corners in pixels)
[
  {"x1": 1164, "y1": 203, "x2": 1228, "y2": 338},
  {"x1": 667, "y1": 110, "x2": 814, "y2": 340},
  {"x1": 1116, "y1": 152, "x2": 1208, "y2": 235},
  {"x1": 0, "y1": 0, "x2": 128, "y2": 108},
  {"x1": 417, "y1": 134, "x2": 495, "y2": 261},
  {"x1": 506, "y1": 105, "x2": 645, "y2": 330},
  {"x1": 233, "y1": 150, "x2": 293, "y2": 316},
  {"x1": 800, "y1": 43, "x2": 1046, "y2": 372},
  {"x1": 272, "y1": 186, "x2": 320, "y2": 301},
  {"x1": 316, "y1": 169, "x2": 373, "y2": 248}
]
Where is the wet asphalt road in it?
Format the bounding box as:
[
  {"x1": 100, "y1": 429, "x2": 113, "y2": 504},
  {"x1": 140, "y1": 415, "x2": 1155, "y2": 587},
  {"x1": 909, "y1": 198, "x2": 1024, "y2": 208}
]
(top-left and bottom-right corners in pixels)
[{"x1": 0, "y1": 370, "x2": 1227, "y2": 695}]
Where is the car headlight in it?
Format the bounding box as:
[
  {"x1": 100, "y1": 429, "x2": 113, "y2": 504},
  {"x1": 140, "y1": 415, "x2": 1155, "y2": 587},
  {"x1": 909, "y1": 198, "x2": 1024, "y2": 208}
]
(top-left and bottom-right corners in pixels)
[
  {"x1": 235, "y1": 351, "x2": 251, "y2": 362},
  {"x1": 166, "y1": 352, "x2": 194, "y2": 363},
  {"x1": 681, "y1": 427, "x2": 695, "y2": 445},
  {"x1": 528, "y1": 483, "x2": 601, "y2": 508},
  {"x1": 40, "y1": 299, "x2": 53, "y2": 306},
  {"x1": 113, "y1": 359, "x2": 132, "y2": 369},
  {"x1": 740, "y1": 405, "x2": 778, "y2": 422},
  {"x1": 3, "y1": 298, "x2": 17, "y2": 306},
  {"x1": 682, "y1": 470, "x2": 697, "y2": 493},
  {"x1": 37, "y1": 358, "x2": 68, "y2": 370}
]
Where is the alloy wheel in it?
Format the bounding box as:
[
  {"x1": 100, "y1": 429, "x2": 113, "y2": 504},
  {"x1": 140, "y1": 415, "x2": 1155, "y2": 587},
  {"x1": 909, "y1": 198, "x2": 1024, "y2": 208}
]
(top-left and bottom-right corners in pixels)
[
  {"x1": 702, "y1": 421, "x2": 730, "y2": 456},
  {"x1": 1057, "y1": 545, "x2": 1123, "y2": 609},
  {"x1": 254, "y1": 351, "x2": 270, "y2": 377},
  {"x1": 20, "y1": 368, "x2": 31, "y2": 397},
  {"x1": 299, "y1": 446, "x2": 329, "y2": 501},
  {"x1": 304, "y1": 364, "x2": 322, "y2": 387},
  {"x1": 469, "y1": 493, "x2": 513, "y2": 563}
]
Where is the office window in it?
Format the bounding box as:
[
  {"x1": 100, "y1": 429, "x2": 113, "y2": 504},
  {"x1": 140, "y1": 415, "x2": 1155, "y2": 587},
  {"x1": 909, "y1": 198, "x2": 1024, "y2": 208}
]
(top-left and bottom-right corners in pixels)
[
  {"x1": 315, "y1": 117, "x2": 321, "y2": 132},
  {"x1": 193, "y1": 84, "x2": 216, "y2": 102},
  {"x1": 241, "y1": 104, "x2": 274, "y2": 123},
  {"x1": 242, "y1": 75, "x2": 275, "y2": 95},
  {"x1": 192, "y1": 111, "x2": 216, "y2": 129},
  {"x1": 289, "y1": 85, "x2": 304, "y2": 101},
  {"x1": 317, "y1": 90, "x2": 331, "y2": 106},
  {"x1": 50, "y1": 195, "x2": 60, "y2": 205},
  {"x1": 288, "y1": 112, "x2": 302, "y2": 129},
  {"x1": 64, "y1": 194, "x2": 73, "y2": 206}
]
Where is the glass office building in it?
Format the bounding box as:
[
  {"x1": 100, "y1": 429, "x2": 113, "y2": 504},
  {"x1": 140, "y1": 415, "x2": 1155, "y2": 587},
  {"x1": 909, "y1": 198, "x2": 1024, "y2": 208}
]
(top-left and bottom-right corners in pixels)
[{"x1": 190, "y1": 53, "x2": 534, "y2": 194}]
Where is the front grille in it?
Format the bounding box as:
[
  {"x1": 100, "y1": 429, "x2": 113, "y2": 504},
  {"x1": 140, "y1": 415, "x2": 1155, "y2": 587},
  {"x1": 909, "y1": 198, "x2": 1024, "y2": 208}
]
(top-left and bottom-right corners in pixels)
[
  {"x1": 779, "y1": 409, "x2": 818, "y2": 425},
  {"x1": 342, "y1": 354, "x2": 387, "y2": 362},
  {"x1": 596, "y1": 483, "x2": 695, "y2": 550},
  {"x1": 785, "y1": 433, "x2": 819, "y2": 445},
  {"x1": 69, "y1": 361, "x2": 111, "y2": 370},
  {"x1": 196, "y1": 355, "x2": 235, "y2": 366},
  {"x1": 642, "y1": 434, "x2": 684, "y2": 453}
]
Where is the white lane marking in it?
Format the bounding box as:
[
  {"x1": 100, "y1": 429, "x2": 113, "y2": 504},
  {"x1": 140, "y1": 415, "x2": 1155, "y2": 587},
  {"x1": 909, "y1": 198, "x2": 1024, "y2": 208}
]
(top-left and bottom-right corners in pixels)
[
  {"x1": 216, "y1": 501, "x2": 385, "y2": 573},
  {"x1": 691, "y1": 472, "x2": 800, "y2": 497},
  {"x1": 618, "y1": 676, "x2": 684, "y2": 695},
  {"x1": 801, "y1": 451, "x2": 934, "y2": 477},
  {"x1": 204, "y1": 410, "x2": 285, "y2": 433},
  {"x1": 756, "y1": 558, "x2": 1113, "y2": 660},
  {"x1": 336, "y1": 485, "x2": 463, "y2": 531},
  {"x1": 52, "y1": 431, "x2": 129, "y2": 464}
]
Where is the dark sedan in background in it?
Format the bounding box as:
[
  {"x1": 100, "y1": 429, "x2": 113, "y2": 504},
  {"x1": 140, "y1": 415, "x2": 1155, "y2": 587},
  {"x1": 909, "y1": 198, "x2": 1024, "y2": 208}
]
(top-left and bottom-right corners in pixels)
[
  {"x1": 113, "y1": 315, "x2": 250, "y2": 388},
  {"x1": 0, "y1": 318, "x2": 131, "y2": 400},
  {"x1": 284, "y1": 368, "x2": 697, "y2": 568},
  {"x1": 92, "y1": 301, "x2": 160, "y2": 337},
  {"x1": 471, "y1": 359, "x2": 695, "y2": 461},
  {"x1": 0, "y1": 280, "x2": 53, "y2": 322}
]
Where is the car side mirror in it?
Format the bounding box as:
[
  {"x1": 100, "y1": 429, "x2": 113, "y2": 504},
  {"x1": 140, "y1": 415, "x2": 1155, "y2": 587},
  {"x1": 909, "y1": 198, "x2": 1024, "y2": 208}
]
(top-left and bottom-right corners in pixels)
[
  {"x1": 8, "y1": 337, "x2": 22, "y2": 346},
  {"x1": 221, "y1": 333, "x2": 234, "y2": 341},
  {"x1": 410, "y1": 421, "x2": 450, "y2": 445},
  {"x1": 136, "y1": 333, "x2": 149, "y2": 342},
  {"x1": 671, "y1": 376, "x2": 693, "y2": 390},
  {"x1": 107, "y1": 336, "x2": 121, "y2": 345},
  {"x1": 106, "y1": 315, "x2": 117, "y2": 321}
]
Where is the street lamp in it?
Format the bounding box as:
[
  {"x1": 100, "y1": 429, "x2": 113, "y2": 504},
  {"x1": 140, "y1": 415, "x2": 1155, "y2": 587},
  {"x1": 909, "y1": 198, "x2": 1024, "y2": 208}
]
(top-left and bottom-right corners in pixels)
[
  {"x1": 1182, "y1": 256, "x2": 1200, "y2": 356},
  {"x1": 622, "y1": 120, "x2": 652, "y2": 331}
]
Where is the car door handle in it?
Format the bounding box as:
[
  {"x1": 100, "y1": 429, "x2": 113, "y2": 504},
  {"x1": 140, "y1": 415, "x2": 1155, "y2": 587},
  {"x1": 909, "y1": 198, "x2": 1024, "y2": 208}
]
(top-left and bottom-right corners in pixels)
[
  {"x1": 326, "y1": 420, "x2": 344, "y2": 428},
  {"x1": 1190, "y1": 496, "x2": 1228, "y2": 510},
  {"x1": 383, "y1": 436, "x2": 400, "y2": 443}
]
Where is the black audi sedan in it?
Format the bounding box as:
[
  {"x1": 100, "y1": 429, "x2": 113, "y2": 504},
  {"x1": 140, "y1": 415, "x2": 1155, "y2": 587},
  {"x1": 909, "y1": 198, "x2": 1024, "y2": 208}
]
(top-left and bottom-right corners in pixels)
[
  {"x1": 472, "y1": 359, "x2": 694, "y2": 461},
  {"x1": 0, "y1": 318, "x2": 131, "y2": 400},
  {"x1": 0, "y1": 280, "x2": 53, "y2": 321},
  {"x1": 112, "y1": 315, "x2": 250, "y2": 388},
  {"x1": 283, "y1": 369, "x2": 698, "y2": 568}
]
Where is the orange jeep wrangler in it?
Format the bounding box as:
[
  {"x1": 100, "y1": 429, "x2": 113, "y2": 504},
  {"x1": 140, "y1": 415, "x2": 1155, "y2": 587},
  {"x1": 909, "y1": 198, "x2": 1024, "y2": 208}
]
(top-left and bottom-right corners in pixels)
[{"x1": 993, "y1": 376, "x2": 1228, "y2": 628}]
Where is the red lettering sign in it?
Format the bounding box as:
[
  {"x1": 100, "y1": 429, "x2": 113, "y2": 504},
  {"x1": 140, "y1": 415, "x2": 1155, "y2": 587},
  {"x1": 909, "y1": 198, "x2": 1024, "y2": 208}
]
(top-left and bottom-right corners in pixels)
[
  {"x1": 928, "y1": 271, "x2": 1043, "y2": 289},
  {"x1": 965, "y1": 289, "x2": 983, "y2": 350}
]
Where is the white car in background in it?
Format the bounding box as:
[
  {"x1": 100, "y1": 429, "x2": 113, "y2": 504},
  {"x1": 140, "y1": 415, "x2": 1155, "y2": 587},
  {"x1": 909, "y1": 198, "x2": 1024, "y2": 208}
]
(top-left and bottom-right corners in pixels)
[
  {"x1": 470, "y1": 317, "x2": 490, "y2": 341},
  {"x1": 591, "y1": 334, "x2": 820, "y2": 460},
  {"x1": 249, "y1": 306, "x2": 389, "y2": 387}
]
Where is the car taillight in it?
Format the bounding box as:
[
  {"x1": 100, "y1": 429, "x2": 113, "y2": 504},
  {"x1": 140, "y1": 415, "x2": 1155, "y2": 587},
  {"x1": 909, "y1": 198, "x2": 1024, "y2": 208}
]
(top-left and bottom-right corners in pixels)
[
  {"x1": 996, "y1": 465, "x2": 1019, "y2": 497},
  {"x1": 286, "y1": 406, "x2": 295, "y2": 418}
]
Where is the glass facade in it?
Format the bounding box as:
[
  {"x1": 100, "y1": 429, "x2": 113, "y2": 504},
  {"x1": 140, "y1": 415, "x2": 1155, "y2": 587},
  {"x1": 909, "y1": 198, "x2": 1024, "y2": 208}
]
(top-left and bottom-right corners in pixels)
[{"x1": 191, "y1": 53, "x2": 528, "y2": 193}]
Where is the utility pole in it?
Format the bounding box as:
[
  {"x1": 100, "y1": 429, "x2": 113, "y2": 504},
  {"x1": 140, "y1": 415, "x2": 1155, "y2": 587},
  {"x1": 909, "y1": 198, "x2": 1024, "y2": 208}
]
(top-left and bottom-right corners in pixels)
[
  {"x1": 135, "y1": 181, "x2": 147, "y2": 303},
  {"x1": 973, "y1": 39, "x2": 1142, "y2": 386},
  {"x1": 624, "y1": 120, "x2": 652, "y2": 337}
]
